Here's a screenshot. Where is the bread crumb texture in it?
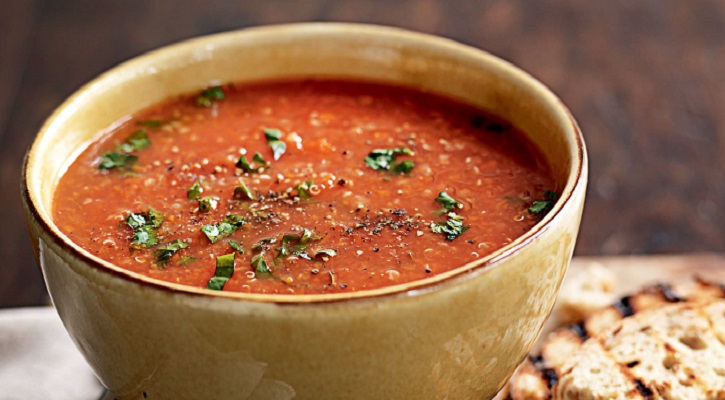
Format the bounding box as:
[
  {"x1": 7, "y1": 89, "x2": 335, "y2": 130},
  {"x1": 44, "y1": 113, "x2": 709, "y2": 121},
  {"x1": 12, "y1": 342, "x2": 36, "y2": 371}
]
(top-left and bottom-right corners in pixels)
[
  {"x1": 501, "y1": 280, "x2": 725, "y2": 400},
  {"x1": 558, "y1": 263, "x2": 617, "y2": 324}
]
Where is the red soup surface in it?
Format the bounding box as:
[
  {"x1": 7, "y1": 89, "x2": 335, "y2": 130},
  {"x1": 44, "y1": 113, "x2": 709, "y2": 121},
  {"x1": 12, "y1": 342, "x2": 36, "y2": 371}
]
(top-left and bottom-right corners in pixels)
[{"x1": 53, "y1": 79, "x2": 557, "y2": 295}]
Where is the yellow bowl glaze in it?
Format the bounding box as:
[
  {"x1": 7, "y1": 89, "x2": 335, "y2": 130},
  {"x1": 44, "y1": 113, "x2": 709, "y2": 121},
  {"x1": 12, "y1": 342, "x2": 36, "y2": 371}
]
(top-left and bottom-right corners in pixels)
[{"x1": 22, "y1": 23, "x2": 587, "y2": 400}]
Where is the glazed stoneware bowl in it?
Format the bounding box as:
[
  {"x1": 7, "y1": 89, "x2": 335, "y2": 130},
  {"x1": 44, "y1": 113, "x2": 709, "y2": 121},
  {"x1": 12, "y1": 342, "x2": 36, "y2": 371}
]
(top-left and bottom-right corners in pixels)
[{"x1": 22, "y1": 23, "x2": 587, "y2": 400}]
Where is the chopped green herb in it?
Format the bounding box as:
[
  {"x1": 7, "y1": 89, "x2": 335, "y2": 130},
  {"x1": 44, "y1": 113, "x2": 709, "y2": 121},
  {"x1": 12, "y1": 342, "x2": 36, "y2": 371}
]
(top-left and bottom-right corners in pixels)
[
  {"x1": 263, "y1": 128, "x2": 286, "y2": 160},
  {"x1": 528, "y1": 201, "x2": 548, "y2": 214},
  {"x1": 268, "y1": 140, "x2": 286, "y2": 161},
  {"x1": 98, "y1": 130, "x2": 151, "y2": 170},
  {"x1": 235, "y1": 156, "x2": 253, "y2": 172},
  {"x1": 252, "y1": 153, "x2": 268, "y2": 165},
  {"x1": 229, "y1": 240, "x2": 244, "y2": 254},
  {"x1": 299, "y1": 229, "x2": 317, "y2": 244},
  {"x1": 295, "y1": 249, "x2": 313, "y2": 260},
  {"x1": 296, "y1": 180, "x2": 315, "y2": 199},
  {"x1": 196, "y1": 86, "x2": 225, "y2": 107},
  {"x1": 203, "y1": 86, "x2": 225, "y2": 99},
  {"x1": 279, "y1": 234, "x2": 300, "y2": 250},
  {"x1": 147, "y1": 208, "x2": 164, "y2": 228},
  {"x1": 126, "y1": 209, "x2": 164, "y2": 249},
  {"x1": 277, "y1": 243, "x2": 308, "y2": 258},
  {"x1": 214, "y1": 254, "x2": 235, "y2": 278},
  {"x1": 276, "y1": 229, "x2": 320, "y2": 259},
  {"x1": 198, "y1": 196, "x2": 218, "y2": 212},
  {"x1": 233, "y1": 180, "x2": 255, "y2": 201},
  {"x1": 117, "y1": 130, "x2": 151, "y2": 153},
  {"x1": 236, "y1": 152, "x2": 269, "y2": 173},
  {"x1": 223, "y1": 214, "x2": 246, "y2": 226},
  {"x1": 528, "y1": 191, "x2": 558, "y2": 215},
  {"x1": 263, "y1": 128, "x2": 282, "y2": 141},
  {"x1": 200, "y1": 214, "x2": 246, "y2": 243},
  {"x1": 250, "y1": 229, "x2": 327, "y2": 268},
  {"x1": 153, "y1": 239, "x2": 189, "y2": 265},
  {"x1": 431, "y1": 212, "x2": 470, "y2": 241},
  {"x1": 251, "y1": 253, "x2": 271, "y2": 274},
  {"x1": 435, "y1": 191, "x2": 463, "y2": 211},
  {"x1": 99, "y1": 152, "x2": 138, "y2": 170},
  {"x1": 207, "y1": 253, "x2": 235, "y2": 291},
  {"x1": 187, "y1": 181, "x2": 203, "y2": 200},
  {"x1": 126, "y1": 213, "x2": 147, "y2": 229},
  {"x1": 364, "y1": 148, "x2": 415, "y2": 174},
  {"x1": 393, "y1": 159, "x2": 415, "y2": 174},
  {"x1": 252, "y1": 237, "x2": 277, "y2": 251},
  {"x1": 131, "y1": 225, "x2": 157, "y2": 249},
  {"x1": 179, "y1": 256, "x2": 198, "y2": 265},
  {"x1": 206, "y1": 277, "x2": 227, "y2": 290},
  {"x1": 314, "y1": 249, "x2": 338, "y2": 258},
  {"x1": 280, "y1": 229, "x2": 319, "y2": 246},
  {"x1": 201, "y1": 224, "x2": 228, "y2": 243}
]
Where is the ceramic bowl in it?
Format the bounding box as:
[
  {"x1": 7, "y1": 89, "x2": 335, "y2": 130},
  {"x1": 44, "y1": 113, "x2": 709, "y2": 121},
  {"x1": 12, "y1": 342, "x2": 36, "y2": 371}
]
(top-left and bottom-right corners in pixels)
[{"x1": 22, "y1": 23, "x2": 587, "y2": 400}]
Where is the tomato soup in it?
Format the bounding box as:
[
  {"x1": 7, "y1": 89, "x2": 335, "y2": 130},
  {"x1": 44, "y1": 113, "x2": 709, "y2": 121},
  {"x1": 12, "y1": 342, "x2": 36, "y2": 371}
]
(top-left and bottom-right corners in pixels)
[{"x1": 53, "y1": 79, "x2": 556, "y2": 294}]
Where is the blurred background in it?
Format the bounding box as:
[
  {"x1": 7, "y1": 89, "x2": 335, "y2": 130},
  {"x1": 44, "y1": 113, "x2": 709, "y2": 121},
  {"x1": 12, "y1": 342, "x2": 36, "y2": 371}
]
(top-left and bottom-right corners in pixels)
[{"x1": 2, "y1": 0, "x2": 724, "y2": 308}]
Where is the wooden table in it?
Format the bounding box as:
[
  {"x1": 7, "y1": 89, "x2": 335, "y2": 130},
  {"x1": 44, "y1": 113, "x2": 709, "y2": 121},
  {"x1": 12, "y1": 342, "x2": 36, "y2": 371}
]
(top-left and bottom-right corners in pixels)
[{"x1": 2, "y1": 1, "x2": 724, "y2": 307}]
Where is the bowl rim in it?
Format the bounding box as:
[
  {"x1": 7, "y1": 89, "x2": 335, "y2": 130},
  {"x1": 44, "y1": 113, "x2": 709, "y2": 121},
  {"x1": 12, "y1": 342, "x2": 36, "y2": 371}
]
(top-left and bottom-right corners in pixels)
[{"x1": 22, "y1": 22, "x2": 587, "y2": 304}]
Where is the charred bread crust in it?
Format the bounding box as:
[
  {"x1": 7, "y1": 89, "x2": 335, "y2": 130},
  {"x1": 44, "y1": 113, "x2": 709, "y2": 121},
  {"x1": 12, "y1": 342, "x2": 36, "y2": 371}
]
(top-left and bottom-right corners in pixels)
[
  {"x1": 503, "y1": 279, "x2": 725, "y2": 400},
  {"x1": 505, "y1": 358, "x2": 551, "y2": 400}
]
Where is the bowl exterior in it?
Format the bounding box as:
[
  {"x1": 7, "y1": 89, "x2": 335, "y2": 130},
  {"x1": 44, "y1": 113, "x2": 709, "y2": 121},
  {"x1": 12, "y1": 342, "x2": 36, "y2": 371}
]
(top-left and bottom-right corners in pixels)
[
  {"x1": 24, "y1": 188, "x2": 584, "y2": 399},
  {"x1": 22, "y1": 23, "x2": 587, "y2": 400}
]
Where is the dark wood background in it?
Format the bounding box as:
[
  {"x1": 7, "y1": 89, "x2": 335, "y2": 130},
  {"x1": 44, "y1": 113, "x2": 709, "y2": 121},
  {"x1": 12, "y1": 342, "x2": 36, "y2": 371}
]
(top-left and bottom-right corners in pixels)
[{"x1": 2, "y1": 0, "x2": 724, "y2": 308}]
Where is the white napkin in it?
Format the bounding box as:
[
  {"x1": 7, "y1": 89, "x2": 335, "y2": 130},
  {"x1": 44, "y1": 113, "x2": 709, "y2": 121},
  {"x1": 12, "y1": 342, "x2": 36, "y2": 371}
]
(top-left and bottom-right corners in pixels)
[{"x1": 0, "y1": 307, "x2": 103, "y2": 400}]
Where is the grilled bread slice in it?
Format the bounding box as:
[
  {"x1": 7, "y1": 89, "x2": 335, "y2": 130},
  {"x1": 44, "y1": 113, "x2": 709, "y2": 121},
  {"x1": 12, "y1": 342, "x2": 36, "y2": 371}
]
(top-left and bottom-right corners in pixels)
[
  {"x1": 557, "y1": 263, "x2": 617, "y2": 324},
  {"x1": 500, "y1": 279, "x2": 725, "y2": 400}
]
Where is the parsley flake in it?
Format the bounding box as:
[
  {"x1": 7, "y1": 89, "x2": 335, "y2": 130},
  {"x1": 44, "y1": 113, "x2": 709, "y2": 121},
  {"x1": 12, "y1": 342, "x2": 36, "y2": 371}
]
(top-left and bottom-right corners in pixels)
[
  {"x1": 200, "y1": 224, "x2": 229, "y2": 243},
  {"x1": 236, "y1": 152, "x2": 269, "y2": 173},
  {"x1": 126, "y1": 209, "x2": 164, "y2": 249},
  {"x1": 147, "y1": 209, "x2": 164, "y2": 228},
  {"x1": 364, "y1": 148, "x2": 415, "y2": 174},
  {"x1": 196, "y1": 86, "x2": 225, "y2": 107},
  {"x1": 314, "y1": 249, "x2": 338, "y2": 258},
  {"x1": 276, "y1": 229, "x2": 321, "y2": 259},
  {"x1": 98, "y1": 130, "x2": 151, "y2": 170},
  {"x1": 201, "y1": 214, "x2": 246, "y2": 243},
  {"x1": 295, "y1": 180, "x2": 315, "y2": 199},
  {"x1": 153, "y1": 239, "x2": 189, "y2": 266},
  {"x1": 269, "y1": 140, "x2": 286, "y2": 161},
  {"x1": 264, "y1": 128, "x2": 287, "y2": 160},
  {"x1": 131, "y1": 225, "x2": 157, "y2": 248},
  {"x1": 252, "y1": 237, "x2": 277, "y2": 251},
  {"x1": 187, "y1": 181, "x2": 203, "y2": 200},
  {"x1": 229, "y1": 240, "x2": 245, "y2": 254},
  {"x1": 528, "y1": 191, "x2": 558, "y2": 215},
  {"x1": 117, "y1": 130, "x2": 151, "y2": 153},
  {"x1": 233, "y1": 180, "x2": 255, "y2": 201},
  {"x1": 393, "y1": 159, "x2": 415, "y2": 174},
  {"x1": 99, "y1": 152, "x2": 137, "y2": 170},
  {"x1": 207, "y1": 253, "x2": 235, "y2": 291},
  {"x1": 198, "y1": 196, "x2": 219, "y2": 212},
  {"x1": 263, "y1": 128, "x2": 282, "y2": 141},
  {"x1": 251, "y1": 253, "x2": 271, "y2": 274},
  {"x1": 435, "y1": 191, "x2": 463, "y2": 211},
  {"x1": 431, "y1": 212, "x2": 470, "y2": 241},
  {"x1": 179, "y1": 256, "x2": 198, "y2": 265},
  {"x1": 126, "y1": 213, "x2": 147, "y2": 229}
]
